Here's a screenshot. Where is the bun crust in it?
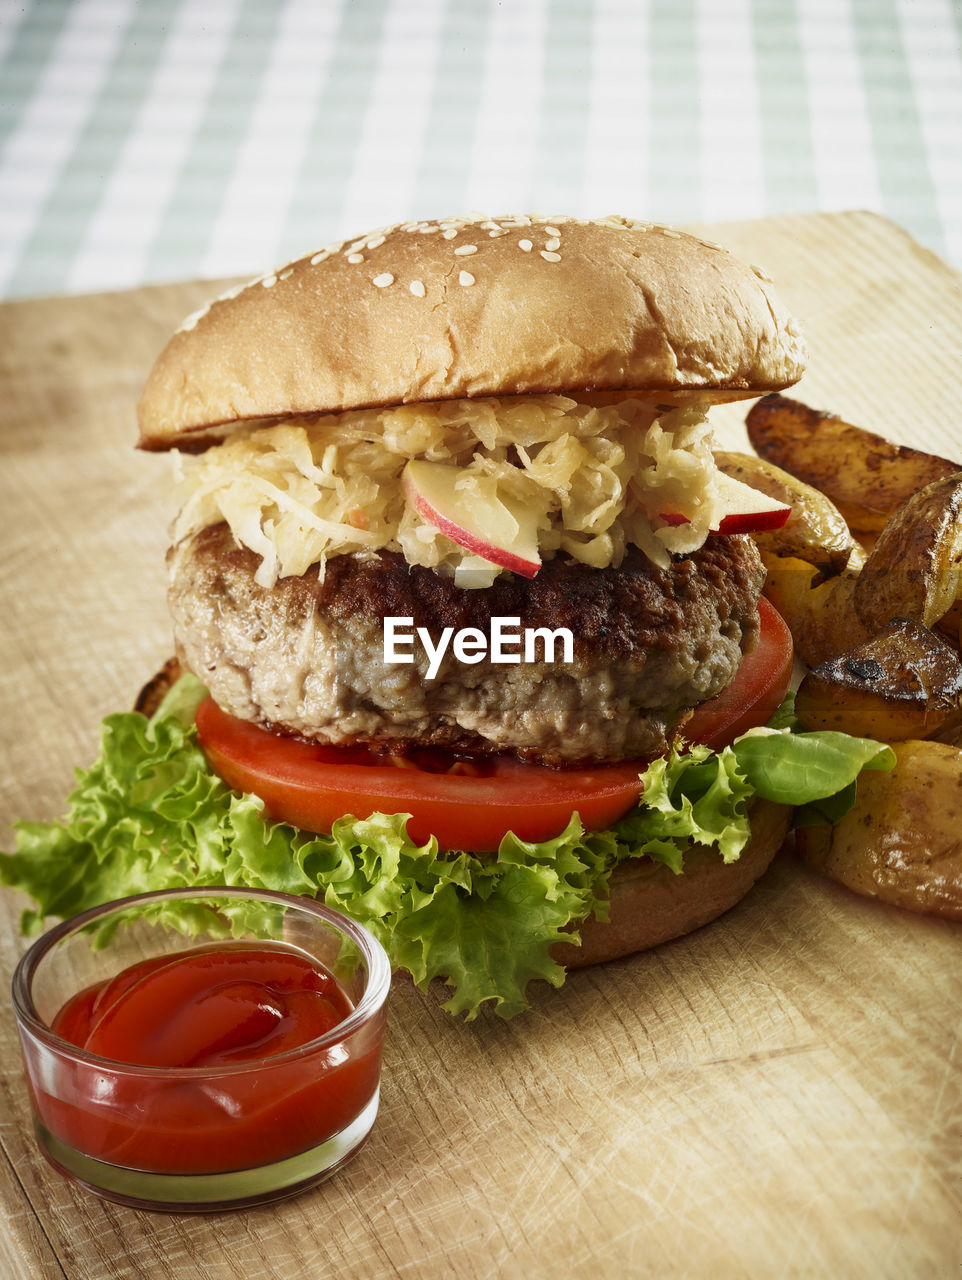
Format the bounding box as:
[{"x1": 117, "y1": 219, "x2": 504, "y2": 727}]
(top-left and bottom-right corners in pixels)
[
  {"x1": 138, "y1": 215, "x2": 806, "y2": 451},
  {"x1": 553, "y1": 799, "x2": 791, "y2": 968}
]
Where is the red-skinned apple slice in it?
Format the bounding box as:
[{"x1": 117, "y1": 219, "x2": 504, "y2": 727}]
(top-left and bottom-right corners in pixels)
[
  {"x1": 402, "y1": 460, "x2": 542, "y2": 577},
  {"x1": 661, "y1": 471, "x2": 791, "y2": 533}
]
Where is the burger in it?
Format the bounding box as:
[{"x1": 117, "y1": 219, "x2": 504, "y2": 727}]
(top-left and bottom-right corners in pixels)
[{"x1": 4, "y1": 215, "x2": 887, "y2": 1018}]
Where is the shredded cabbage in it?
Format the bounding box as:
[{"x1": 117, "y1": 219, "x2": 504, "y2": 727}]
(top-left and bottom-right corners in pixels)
[{"x1": 172, "y1": 394, "x2": 731, "y2": 587}]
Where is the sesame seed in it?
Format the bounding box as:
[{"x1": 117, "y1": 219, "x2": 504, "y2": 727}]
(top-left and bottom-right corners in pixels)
[
  {"x1": 545, "y1": 225, "x2": 561, "y2": 237},
  {"x1": 410, "y1": 280, "x2": 426, "y2": 297},
  {"x1": 545, "y1": 237, "x2": 561, "y2": 251},
  {"x1": 310, "y1": 250, "x2": 331, "y2": 265},
  {"x1": 454, "y1": 244, "x2": 478, "y2": 256},
  {"x1": 519, "y1": 239, "x2": 533, "y2": 252},
  {"x1": 442, "y1": 229, "x2": 459, "y2": 240},
  {"x1": 540, "y1": 250, "x2": 561, "y2": 262},
  {"x1": 366, "y1": 236, "x2": 386, "y2": 248},
  {"x1": 373, "y1": 272, "x2": 395, "y2": 288},
  {"x1": 261, "y1": 273, "x2": 278, "y2": 287},
  {"x1": 488, "y1": 228, "x2": 507, "y2": 237},
  {"x1": 279, "y1": 268, "x2": 294, "y2": 280},
  {"x1": 347, "y1": 253, "x2": 364, "y2": 264},
  {"x1": 660, "y1": 228, "x2": 682, "y2": 239},
  {"x1": 458, "y1": 270, "x2": 475, "y2": 286}
]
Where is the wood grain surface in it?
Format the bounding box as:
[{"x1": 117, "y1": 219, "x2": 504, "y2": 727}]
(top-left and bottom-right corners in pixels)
[{"x1": 1, "y1": 212, "x2": 960, "y2": 1279}]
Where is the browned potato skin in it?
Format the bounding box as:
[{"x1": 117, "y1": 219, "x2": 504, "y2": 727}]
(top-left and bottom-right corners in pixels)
[
  {"x1": 761, "y1": 553, "x2": 870, "y2": 669},
  {"x1": 853, "y1": 472, "x2": 962, "y2": 632},
  {"x1": 714, "y1": 449, "x2": 856, "y2": 576},
  {"x1": 746, "y1": 394, "x2": 961, "y2": 533},
  {"x1": 794, "y1": 618, "x2": 962, "y2": 740},
  {"x1": 796, "y1": 740, "x2": 962, "y2": 921}
]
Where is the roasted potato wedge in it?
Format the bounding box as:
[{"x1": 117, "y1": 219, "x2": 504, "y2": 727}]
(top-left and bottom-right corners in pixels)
[
  {"x1": 760, "y1": 553, "x2": 870, "y2": 669},
  {"x1": 713, "y1": 450, "x2": 856, "y2": 576},
  {"x1": 853, "y1": 472, "x2": 962, "y2": 633},
  {"x1": 746, "y1": 394, "x2": 961, "y2": 533},
  {"x1": 938, "y1": 599, "x2": 962, "y2": 648},
  {"x1": 794, "y1": 618, "x2": 962, "y2": 741},
  {"x1": 795, "y1": 740, "x2": 962, "y2": 921}
]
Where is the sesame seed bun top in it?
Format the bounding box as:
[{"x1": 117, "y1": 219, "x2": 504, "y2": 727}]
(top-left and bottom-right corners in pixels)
[{"x1": 136, "y1": 215, "x2": 807, "y2": 451}]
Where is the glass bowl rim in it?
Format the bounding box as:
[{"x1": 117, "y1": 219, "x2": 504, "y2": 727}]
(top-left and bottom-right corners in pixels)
[{"x1": 11, "y1": 886, "x2": 392, "y2": 1077}]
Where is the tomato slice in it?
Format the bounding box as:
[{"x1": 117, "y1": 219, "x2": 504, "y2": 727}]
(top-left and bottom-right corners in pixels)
[
  {"x1": 197, "y1": 704, "x2": 646, "y2": 853},
  {"x1": 195, "y1": 597, "x2": 792, "y2": 853},
  {"x1": 683, "y1": 596, "x2": 794, "y2": 749}
]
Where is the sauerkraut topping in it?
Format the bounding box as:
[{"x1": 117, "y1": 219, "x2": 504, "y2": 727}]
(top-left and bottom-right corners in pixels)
[{"x1": 171, "y1": 394, "x2": 733, "y2": 588}]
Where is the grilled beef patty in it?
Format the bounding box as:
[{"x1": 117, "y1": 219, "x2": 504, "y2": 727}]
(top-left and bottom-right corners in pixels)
[{"x1": 168, "y1": 522, "x2": 764, "y2": 764}]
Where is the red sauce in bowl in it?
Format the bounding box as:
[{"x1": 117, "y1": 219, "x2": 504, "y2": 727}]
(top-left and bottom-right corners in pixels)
[
  {"x1": 38, "y1": 942, "x2": 383, "y2": 1174},
  {"x1": 53, "y1": 943, "x2": 352, "y2": 1067}
]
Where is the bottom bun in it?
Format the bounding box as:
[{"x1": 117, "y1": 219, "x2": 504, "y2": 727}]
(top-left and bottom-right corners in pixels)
[
  {"x1": 135, "y1": 657, "x2": 184, "y2": 716},
  {"x1": 553, "y1": 798, "x2": 791, "y2": 969}
]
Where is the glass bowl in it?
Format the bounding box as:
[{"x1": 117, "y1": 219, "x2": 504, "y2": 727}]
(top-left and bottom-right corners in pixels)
[{"x1": 11, "y1": 887, "x2": 391, "y2": 1212}]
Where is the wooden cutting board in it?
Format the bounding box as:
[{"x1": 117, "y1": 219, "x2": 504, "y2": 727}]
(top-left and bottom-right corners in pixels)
[{"x1": 0, "y1": 212, "x2": 960, "y2": 1279}]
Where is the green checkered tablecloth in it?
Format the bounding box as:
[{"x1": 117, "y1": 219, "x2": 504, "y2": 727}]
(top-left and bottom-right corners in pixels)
[{"x1": 1, "y1": 0, "x2": 959, "y2": 300}]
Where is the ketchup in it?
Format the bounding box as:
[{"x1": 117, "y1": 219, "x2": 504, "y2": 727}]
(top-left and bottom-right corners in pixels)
[
  {"x1": 37, "y1": 943, "x2": 384, "y2": 1175},
  {"x1": 53, "y1": 943, "x2": 352, "y2": 1068}
]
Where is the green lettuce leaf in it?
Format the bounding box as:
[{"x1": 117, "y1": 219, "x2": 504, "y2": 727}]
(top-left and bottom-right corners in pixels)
[
  {"x1": 617, "y1": 745, "x2": 755, "y2": 873},
  {"x1": 0, "y1": 680, "x2": 893, "y2": 1019},
  {"x1": 732, "y1": 726, "x2": 895, "y2": 812}
]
